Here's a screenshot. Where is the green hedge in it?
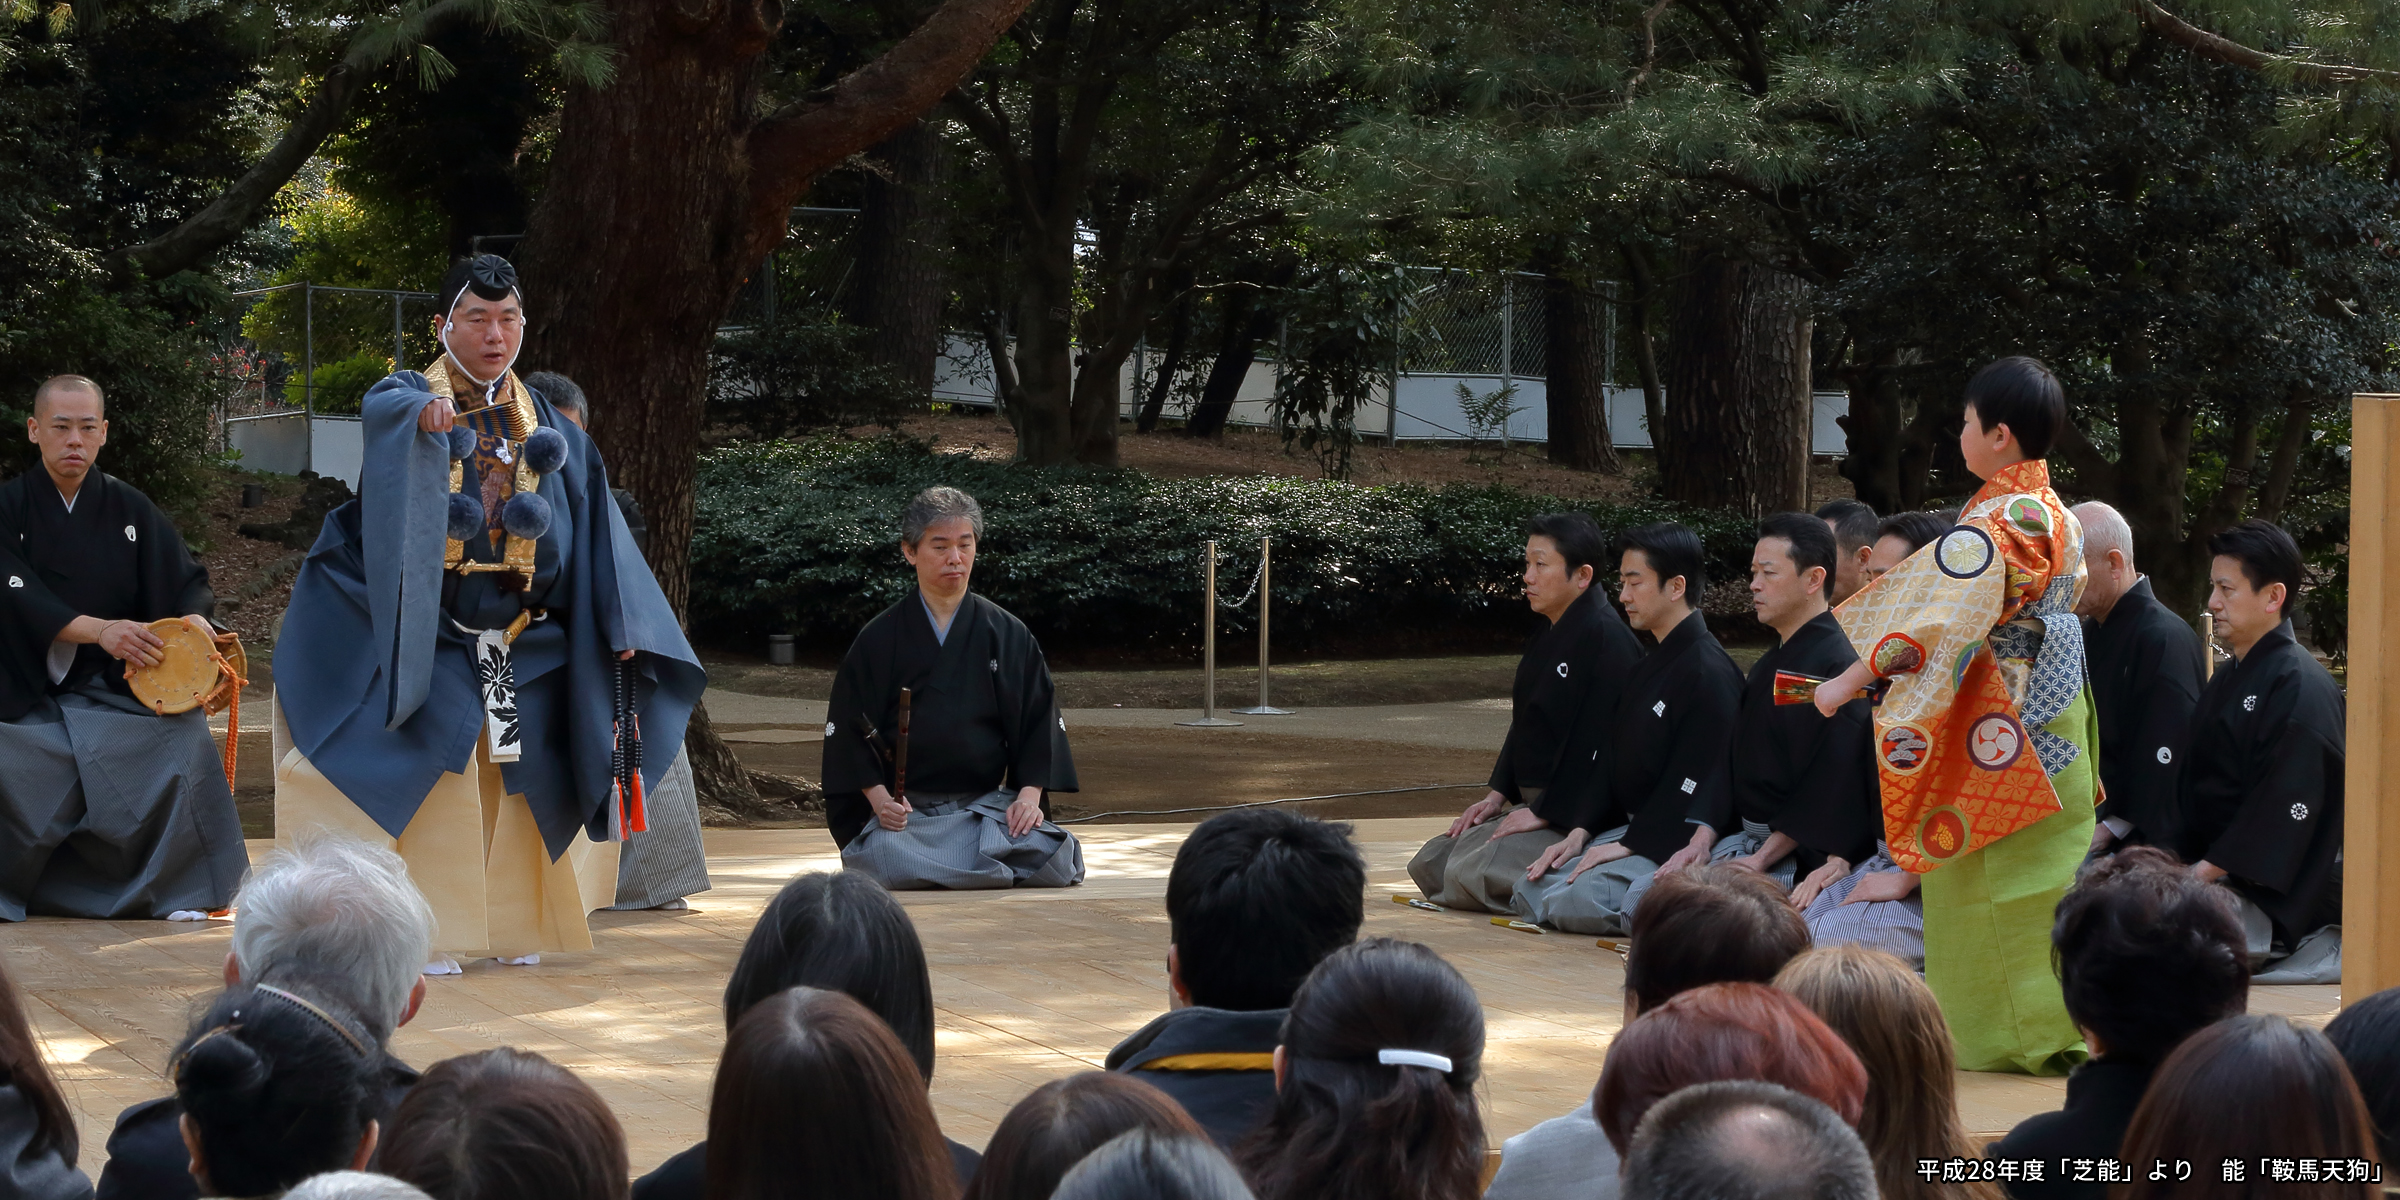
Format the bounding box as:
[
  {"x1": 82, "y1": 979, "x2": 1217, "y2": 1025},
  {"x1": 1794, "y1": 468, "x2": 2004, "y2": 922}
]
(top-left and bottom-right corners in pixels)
[{"x1": 689, "y1": 437, "x2": 1762, "y2": 652}]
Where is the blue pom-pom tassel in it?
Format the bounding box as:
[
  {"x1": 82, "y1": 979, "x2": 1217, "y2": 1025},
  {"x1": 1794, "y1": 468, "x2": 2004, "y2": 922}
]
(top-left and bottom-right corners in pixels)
[
  {"x1": 446, "y1": 491, "x2": 485, "y2": 541},
  {"x1": 523, "y1": 426, "x2": 568, "y2": 475},
  {"x1": 502, "y1": 492, "x2": 553, "y2": 541},
  {"x1": 447, "y1": 427, "x2": 477, "y2": 460}
]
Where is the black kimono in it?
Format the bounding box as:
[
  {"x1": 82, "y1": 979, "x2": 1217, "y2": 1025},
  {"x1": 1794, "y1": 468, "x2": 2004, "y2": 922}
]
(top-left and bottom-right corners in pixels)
[
  {"x1": 2173, "y1": 621, "x2": 2344, "y2": 944},
  {"x1": 1691, "y1": 610, "x2": 1880, "y2": 872},
  {"x1": 822, "y1": 591, "x2": 1078, "y2": 849},
  {"x1": 0, "y1": 470, "x2": 246, "y2": 920},
  {"x1": 1490, "y1": 586, "x2": 1645, "y2": 829},
  {"x1": 1607, "y1": 610, "x2": 1746, "y2": 863},
  {"x1": 2085, "y1": 578, "x2": 2207, "y2": 847}
]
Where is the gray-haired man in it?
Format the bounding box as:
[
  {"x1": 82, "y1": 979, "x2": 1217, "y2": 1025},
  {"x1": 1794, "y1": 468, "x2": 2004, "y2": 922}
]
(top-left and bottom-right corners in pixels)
[
  {"x1": 97, "y1": 836, "x2": 436, "y2": 1200},
  {"x1": 820, "y1": 486, "x2": 1083, "y2": 888}
]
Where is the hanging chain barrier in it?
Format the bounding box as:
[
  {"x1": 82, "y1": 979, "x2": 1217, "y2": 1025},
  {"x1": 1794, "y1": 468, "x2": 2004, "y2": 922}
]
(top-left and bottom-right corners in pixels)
[{"x1": 1216, "y1": 549, "x2": 1267, "y2": 611}]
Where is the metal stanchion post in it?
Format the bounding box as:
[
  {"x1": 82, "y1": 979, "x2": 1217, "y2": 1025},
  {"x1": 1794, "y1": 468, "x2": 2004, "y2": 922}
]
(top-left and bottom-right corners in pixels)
[
  {"x1": 1177, "y1": 540, "x2": 1243, "y2": 728},
  {"x1": 1234, "y1": 535, "x2": 1292, "y2": 715}
]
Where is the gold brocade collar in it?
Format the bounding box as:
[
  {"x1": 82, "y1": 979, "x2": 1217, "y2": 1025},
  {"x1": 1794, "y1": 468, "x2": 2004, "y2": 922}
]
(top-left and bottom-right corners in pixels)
[
  {"x1": 425, "y1": 355, "x2": 537, "y2": 442},
  {"x1": 1968, "y1": 457, "x2": 2051, "y2": 509}
]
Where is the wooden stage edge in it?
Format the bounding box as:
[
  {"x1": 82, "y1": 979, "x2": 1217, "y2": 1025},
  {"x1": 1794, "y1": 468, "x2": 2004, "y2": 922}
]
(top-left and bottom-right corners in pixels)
[{"x1": 7, "y1": 819, "x2": 2341, "y2": 1180}]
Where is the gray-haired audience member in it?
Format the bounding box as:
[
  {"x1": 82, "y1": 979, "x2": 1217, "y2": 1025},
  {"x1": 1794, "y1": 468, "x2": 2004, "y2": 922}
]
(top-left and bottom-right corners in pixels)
[
  {"x1": 1621, "y1": 1082, "x2": 1876, "y2": 1200},
  {"x1": 284, "y1": 1173, "x2": 435, "y2": 1200},
  {"x1": 1052, "y1": 1128, "x2": 1257, "y2": 1200},
  {"x1": 96, "y1": 837, "x2": 437, "y2": 1200}
]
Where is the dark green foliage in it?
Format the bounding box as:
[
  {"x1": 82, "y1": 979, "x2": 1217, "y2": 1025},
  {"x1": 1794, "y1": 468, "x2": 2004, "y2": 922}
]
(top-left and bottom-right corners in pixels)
[
  {"x1": 284, "y1": 350, "x2": 392, "y2": 415},
  {"x1": 688, "y1": 436, "x2": 1755, "y2": 651},
  {"x1": 705, "y1": 320, "x2": 920, "y2": 438}
]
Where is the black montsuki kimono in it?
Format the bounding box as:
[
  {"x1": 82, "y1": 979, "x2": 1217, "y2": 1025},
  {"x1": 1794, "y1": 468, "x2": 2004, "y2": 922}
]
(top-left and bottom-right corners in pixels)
[
  {"x1": 822, "y1": 591, "x2": 1078, "y2": 849},
  {"x1": 0, "y1": 469, "x2": 246, "y2": 920},
  {"x1": 1600, "y1": 610, "x2": 1746, "y2": 864},
  {"x1": 2173, "y1": 621, "x2": 2344, "y2": 943},
  {"x1": 1690, "y1": 610, "x2": 1880, "y2": 872},
  {"x1": 1491, "y1": 585, "x2": 1645, "y2": 829},
  {"x1": 2085, "y1": 577, "x2": 2207, "y2": 847}
]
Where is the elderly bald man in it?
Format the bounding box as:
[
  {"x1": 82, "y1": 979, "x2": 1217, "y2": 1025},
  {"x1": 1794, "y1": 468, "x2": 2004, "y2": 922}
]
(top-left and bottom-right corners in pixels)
[{"x1": 2074, "y1": 501, "x2": 2207, "y2": 855}]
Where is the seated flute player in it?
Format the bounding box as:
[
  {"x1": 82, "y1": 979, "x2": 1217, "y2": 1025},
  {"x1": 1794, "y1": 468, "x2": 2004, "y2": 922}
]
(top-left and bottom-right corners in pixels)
[
  {"x1": 1512, "y1": 522, "x2": 1743, "y2": 935},
  {"x1": 1410, "y1": 511, "x2": 1643, "y2": 913},
  {"x1": 1797, "y1": 507, "x2": 1954, "y2": 967},
  {"x1": 824, "y1": 486, "x2": 1083, "y2": 889},
  {"x1": 0, "y1": 374, "x2": 248, "y2": 922},
  {"x1": 1621, "y1": 514, "x2": 1879, "y2": 921}
]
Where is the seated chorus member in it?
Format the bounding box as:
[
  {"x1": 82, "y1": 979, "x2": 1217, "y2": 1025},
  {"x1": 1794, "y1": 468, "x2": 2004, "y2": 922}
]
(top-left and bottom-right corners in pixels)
[
  {"x1": 1816, "y1": 499, "x2": 1879, "y2": 607},
  {"x1": 1411, "y1": 512, "x2": 1642, "y2": 912},
  {"x1": 1860, "y1": 510, "x2": 1950, "y2": 590},
  {"x1": 823, "y1": 486, "x2": 1082, "y2": 889},
  {"x1": 1797, "y1": 510, "x2": 1954, "y2": 966},
  {"x1": 2176, "y1": 519, "x2": 2344, "y2": 980},
  {"x1": 1513, "y1": 522, "x2": 1742, "y2": 935},
  {"x1": 1628, "y1": 515, "x2": 1876, "y2": 915},
  {"x1": 0, "y1": 375, "x2": 248, "y2": 922},
  {"x1": 2073, "y1": 501, "x2": 2205, "y2": 856},
  {"x1": 1107, "y1": 810, "x2": 1366, "y2": 1146}
]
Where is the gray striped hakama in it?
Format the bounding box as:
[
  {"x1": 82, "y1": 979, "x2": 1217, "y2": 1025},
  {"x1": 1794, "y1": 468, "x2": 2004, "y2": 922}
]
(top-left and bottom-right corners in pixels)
[
  {"x1": 840, "y1": 790, "x2": 1083, "y2": 891},
  {"x1": 1801, "y1": 846, "x2": 1925, "y2": 970},
  {"x1": 608, "y1": 747, "x2": 711, "y2": 910}
]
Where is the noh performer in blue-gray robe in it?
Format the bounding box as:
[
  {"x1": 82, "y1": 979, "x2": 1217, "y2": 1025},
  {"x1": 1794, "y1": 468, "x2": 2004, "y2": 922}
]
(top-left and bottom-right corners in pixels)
[
  {"x1": 271, "y1": 255, "x2": 705, "y2": 971},
  {"x1": 0, "y1": 375, "x2": 248, "y2": 922}
]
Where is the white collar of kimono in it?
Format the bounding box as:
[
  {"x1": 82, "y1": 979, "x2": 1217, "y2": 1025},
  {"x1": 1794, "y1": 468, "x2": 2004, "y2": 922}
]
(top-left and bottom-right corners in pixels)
[{"x1": 439, "y1": 288, "x2": 524, "y2": 405}]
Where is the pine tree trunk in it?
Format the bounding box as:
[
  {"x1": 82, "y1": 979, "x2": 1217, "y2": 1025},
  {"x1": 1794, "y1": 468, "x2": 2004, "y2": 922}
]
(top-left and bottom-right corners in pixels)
[
  {"x1": 1659, "y1": 250, "x2": 1813, "y2": 515},
  {"x1": 1188, "y1": 291, "x2": 1272, "y2": 438},
  {"x1": 1541, "y1": 271, "x2": 1619, "y2": 472},
  {"x1": 1835, "y1": 347, "x2": 1906, "y2": 513},
  {"x1": 1013, "y1": 237, "x2": 1079, "y2": 464},
  {"x1": 1136, "y1": 293, "x2": 1193, "y2": 432},
  {"x1": 849, "y1": 120, "x2": 948, "y2": 394}
]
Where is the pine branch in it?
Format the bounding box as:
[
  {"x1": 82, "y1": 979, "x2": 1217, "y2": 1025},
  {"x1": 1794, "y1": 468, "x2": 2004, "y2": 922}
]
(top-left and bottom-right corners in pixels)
[{"x1": 2134, "y1": 0, "x2": 2400, "y2": 86}]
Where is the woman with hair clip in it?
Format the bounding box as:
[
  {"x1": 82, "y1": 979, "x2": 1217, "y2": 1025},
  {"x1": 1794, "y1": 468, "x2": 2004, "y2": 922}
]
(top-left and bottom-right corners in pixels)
[
  {"x1": 171, "y1": 978, "x2": 389, "y2": 1198},
  {"x1": 0, "y1": 960, "x2": 88, "y2": 1199},
  {"x1": 1776, "y1": 945, "x2": 2000, "y2": 1200},
  {"x1": 1236, "y1": 938, "x2": 1486, "y2": 1200},
  {"x1": 702, "y1": 987, "x2": 956, "y2": 1200}
]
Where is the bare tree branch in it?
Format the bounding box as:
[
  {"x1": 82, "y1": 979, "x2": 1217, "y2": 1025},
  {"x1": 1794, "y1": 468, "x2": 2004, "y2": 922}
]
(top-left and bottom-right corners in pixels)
[{"x1": 2134, "y1": 0, "x2": 2400, "y2": 85}]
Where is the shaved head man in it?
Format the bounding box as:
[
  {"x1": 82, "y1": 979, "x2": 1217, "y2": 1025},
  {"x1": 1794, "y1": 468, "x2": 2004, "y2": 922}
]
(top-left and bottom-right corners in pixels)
[{"x1": 2073, "y1": 500, "x2": 2205, "y2": 856}]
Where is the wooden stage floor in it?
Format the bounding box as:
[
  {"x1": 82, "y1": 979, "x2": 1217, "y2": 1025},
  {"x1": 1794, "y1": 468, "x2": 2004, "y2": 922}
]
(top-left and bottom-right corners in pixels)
[{"x1": 7, "y1": 818, "x2": 2342, "y2": 1178}]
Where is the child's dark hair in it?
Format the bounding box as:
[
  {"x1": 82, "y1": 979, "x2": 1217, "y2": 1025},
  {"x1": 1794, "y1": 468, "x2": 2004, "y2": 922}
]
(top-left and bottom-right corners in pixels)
[
  {"x1": 1167, "y1": 810, "x2": 1366, "y2": 1011},
  {"x1": 1963, "y1": 356, "x2": 2068, "y2": 459},
  {"x1": 1237, "y1": 938, "x2": 1484, "y2": 1200},
  {"x1": 171, "y1": 978, "x2": 387, "y2": 1198}
]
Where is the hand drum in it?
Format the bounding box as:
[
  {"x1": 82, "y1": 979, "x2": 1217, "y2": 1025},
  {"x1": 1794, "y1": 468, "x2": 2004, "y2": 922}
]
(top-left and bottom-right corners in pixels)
[{"x1": 124, "y1": 619, "x2": 246, "y2": 716}]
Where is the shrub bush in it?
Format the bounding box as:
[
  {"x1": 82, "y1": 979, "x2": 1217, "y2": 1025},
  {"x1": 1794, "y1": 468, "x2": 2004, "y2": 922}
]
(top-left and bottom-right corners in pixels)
[{"x1": 689, "y1": 436, "x2": 1761, "y2": 654}]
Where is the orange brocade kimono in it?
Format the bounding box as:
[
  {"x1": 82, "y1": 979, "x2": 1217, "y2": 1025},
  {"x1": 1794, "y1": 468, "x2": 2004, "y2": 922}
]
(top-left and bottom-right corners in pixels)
[{"x1": 1834, "y1": 458, "x2": 2095, "y2": 1074}]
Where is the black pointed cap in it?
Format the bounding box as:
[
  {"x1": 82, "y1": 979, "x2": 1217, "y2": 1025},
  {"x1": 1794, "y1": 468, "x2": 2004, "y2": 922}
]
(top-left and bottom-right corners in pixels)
[{"x1": 438, "y1": 254, "x2": 521, "y2": 315}]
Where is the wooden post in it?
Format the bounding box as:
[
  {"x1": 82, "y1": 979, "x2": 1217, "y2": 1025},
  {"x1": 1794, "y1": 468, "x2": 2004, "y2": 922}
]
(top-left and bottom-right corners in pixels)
[{"x1": 2345, "y1": 393, "x2": 2400, "y2": 998}]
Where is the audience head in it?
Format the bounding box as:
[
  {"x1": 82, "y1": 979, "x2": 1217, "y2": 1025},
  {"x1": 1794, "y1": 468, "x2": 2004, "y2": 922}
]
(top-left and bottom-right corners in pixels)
[
  {"x1": 2207, "y1": 518, "x2": 2305, "y2": 654},
  {"x1": 1166, "y1": 810, "x2": 1365, "y2": 1012},
  {"x1": 1239, "y1": 938, "x2": 1484, "y2": 1200},
  {"x1": 1617, "y1": 522, "x2": 1706, "y2": 634},
  {"x1": 522, "y1": 372, "x2": 589, "y2": 429},
  {"x1": 1595, "y1": 982, "x2": 1866, "y2": 1154},
  {"x1": 2071, "y1": 500, "x2": 2138, "y2": 620},
  {"x1": 1815, "y1": 499, "x2": 1878, "y2": 605},
  {"x1": 230, "y1": 834, "x2": 436, "y2": 1043},
  {"x1": 1751, "y1": 513, "x2": 1836, "y2": 635},
  {"x1": 377, "y1": 1047, "x2": 629, "y2": 1200},
  {"x1": 1960, "y1": 355, "x2": 2066, "y2": 468},
  {"x1": 284, "y1": 1173, "x2": 435, "y2": 1200},
  {"x1": 0, "y1": 960, "x2": 76, "y2": 1170},
  {"x1": 1621, "y1": 1081, "x2": 1877, "y2": 1200},
  {"x1": 1524, "y1": 512, "x2": 1606, "y2": 621},
  {"x1": 964, "y1": 1072, "x2": 1204, "y2": 1200},
  {"x1": 1864, "y1": 511, "x2": 1949, "y2": 589},
  {"x1": 1054, "y1": 1128, "x2": 1257, "y2": 1200},
  {"x1": 723, "y1": 870, "x2": 935, "y2": 1082},
  {"x1": 1776, "y1": 945, "x2": 1994, "y2": 1200},
  {"x1": 1624, "y1": 864, "x2": 1810, "y2": 1017},
  {"x1": 2119, "y1": 1015, "x2": 2378, "y2": 1200},
  {"x1": 2052, "y1": 847, "x2": 2247, "y2": 1064},
  {"x1": 172, "y1": 978, "x2": 388, "y2": 1198},
  {"x1": 2323, "y1": 987, "x2": 2400, "y2": 1165},
  {"x1": 705, "y1": 986, "x2": 954, "y2": 1200}
]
